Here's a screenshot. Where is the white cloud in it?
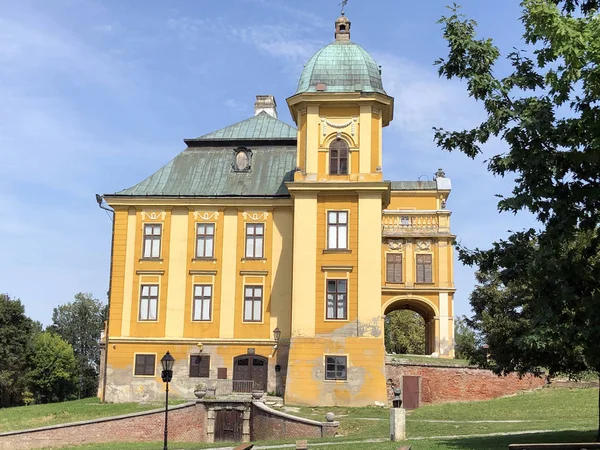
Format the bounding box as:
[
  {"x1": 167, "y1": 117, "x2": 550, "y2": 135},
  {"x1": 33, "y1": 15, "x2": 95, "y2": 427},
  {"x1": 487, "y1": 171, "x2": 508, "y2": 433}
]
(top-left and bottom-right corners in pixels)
[
  {"x1": 376, "y1": 53, "x2": 480, "y2": 146},
  {"x1": 235, "y1": 25, "x2": 319, "y2": 61}
]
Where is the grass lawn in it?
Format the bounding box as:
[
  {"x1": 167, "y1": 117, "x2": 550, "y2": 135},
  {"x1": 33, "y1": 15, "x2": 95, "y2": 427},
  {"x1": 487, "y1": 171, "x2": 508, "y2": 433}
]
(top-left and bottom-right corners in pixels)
[
  {"x1": 387, "y1": 354, "x2": 471, "y2": 367},
  {"x1": 0, "y1": 397, "x2": 187, "y2": 433},
  {"x1": 7, "y1": 388, "x2": 599, "y2": 450},
  {"x1": 286, "y1": 388, "x2": 597, "y2": 439}
]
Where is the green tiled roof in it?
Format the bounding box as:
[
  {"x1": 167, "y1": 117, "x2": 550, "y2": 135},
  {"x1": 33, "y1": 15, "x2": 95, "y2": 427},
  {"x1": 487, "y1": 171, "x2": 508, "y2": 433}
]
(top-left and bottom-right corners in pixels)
[
  {"x1": 390, "y1": 181, "x2": 438, "y2": 190},
  {"x1": 114, "y1": 146, "x2": 296, "y2": 197},
  {"x1": 296, "y1": 40, "x2": 385, "y2": 94},
  {"x1": 189, "y1": 111, "x2": 296, "y2": 142}
]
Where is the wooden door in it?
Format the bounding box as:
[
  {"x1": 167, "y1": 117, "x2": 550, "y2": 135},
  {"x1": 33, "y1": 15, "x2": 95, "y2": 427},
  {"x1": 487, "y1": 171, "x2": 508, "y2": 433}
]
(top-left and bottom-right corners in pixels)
[
  {"x1": 251, "y1": 356, "x2": 267, "y2": 391},
  {"x1": 214, "y1": 409, "x2": 243, "y2": 442},
  {"x1": 233, "y1": 355, "x2": 268, "y2": 392},
  {"x1": 402, "y1": 375, "x2": 420, "y2": 409}
]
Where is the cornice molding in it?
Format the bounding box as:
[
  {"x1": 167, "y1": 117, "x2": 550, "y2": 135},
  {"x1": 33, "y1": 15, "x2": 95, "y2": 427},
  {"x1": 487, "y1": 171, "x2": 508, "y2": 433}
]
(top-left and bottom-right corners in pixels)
[
  {"x1": 240, "y1": 270, "x2": 269, "y2": 276},
  {"x1": 136, "y1": 270, "x2": 165, "y2": 276},
  {"x1": 189, "y1": 270, "x2": 218, "y2": 276}
]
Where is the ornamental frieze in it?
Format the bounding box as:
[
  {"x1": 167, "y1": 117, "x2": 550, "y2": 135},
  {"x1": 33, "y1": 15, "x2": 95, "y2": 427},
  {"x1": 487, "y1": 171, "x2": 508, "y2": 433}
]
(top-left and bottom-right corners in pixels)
[
  {"x1": 141, "y1": 211, "x2": 166, "y2": 221},
  {"x1": 385, "y1": 238, "x2": 405, "y2": 251}
]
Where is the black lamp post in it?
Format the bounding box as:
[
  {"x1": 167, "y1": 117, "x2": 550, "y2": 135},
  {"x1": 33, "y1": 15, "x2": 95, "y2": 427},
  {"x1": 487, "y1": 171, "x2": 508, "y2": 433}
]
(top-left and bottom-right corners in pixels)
[
  {"x1": 161, "y1": 351, "x2": 175, "y2": 450},
  {"x1": 273, "y1": 327, "x2": 281, "y2": 342}
]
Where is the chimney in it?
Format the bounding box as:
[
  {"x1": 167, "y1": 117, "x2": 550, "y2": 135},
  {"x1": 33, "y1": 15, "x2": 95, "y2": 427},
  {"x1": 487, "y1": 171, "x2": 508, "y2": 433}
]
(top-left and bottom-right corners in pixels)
[{"x1": 254, "y1": 95, "x2": 278, "y2": 119}]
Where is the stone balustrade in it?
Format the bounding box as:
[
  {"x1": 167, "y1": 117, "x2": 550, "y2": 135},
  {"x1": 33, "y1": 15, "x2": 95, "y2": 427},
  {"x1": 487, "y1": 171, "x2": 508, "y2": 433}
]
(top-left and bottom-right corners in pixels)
[{"x1": 382, "y1": 210, "x2": 451, "y2": 237}]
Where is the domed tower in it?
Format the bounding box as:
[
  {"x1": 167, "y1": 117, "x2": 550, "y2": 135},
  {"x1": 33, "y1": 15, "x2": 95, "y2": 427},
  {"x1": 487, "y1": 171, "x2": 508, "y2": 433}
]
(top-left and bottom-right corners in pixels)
[
  {"x1": 284, "y1": 14, "x2": 393, "y2": 406},
  {"x1": 287, "y1": 14, "x2": 393, "y2": 180}
]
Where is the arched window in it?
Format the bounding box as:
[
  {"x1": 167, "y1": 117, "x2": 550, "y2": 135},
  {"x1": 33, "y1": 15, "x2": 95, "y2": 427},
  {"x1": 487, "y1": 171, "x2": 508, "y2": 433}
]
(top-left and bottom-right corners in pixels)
[{"x1": 329, "y1": 139, "x2": 349, "y2": 175}]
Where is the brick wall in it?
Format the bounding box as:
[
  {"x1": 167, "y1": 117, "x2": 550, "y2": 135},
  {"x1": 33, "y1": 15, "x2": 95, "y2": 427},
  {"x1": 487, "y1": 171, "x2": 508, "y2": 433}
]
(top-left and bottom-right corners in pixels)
[
  {"x1": 385, "y1": 362, "x2": 546, "y2": 405},
  {"x1": 251, "y1": 401, "x2": 338, "y2": 441},
  {"x1": 0, "y1": 403, "x2": 204, "y2": 450}
]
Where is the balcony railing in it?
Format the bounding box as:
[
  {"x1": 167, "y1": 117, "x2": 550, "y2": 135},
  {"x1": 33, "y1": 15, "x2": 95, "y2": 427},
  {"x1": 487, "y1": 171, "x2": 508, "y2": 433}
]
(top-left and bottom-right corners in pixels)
[
  {"x1": 206, "y1": 379, "x2": 254, "y2": 396},
  {"x1": 382, "y1": 210, "x2": 451, "y2": 236}
]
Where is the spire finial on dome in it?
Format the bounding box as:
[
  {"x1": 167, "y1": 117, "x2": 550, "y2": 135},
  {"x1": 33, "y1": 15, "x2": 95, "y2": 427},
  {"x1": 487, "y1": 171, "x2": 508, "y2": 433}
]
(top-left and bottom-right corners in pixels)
[
  {"x1": 339, "y1": 0, "x2": 348, "y2": 15},
  {"x1": 334, "y1": 9, "x2": 351, "y2": 41}
]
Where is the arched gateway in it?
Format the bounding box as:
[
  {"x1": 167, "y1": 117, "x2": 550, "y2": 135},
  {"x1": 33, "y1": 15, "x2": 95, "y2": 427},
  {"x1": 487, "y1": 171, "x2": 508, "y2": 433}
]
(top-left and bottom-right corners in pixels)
[{"x1": 383, "y1": 296, "x2": 439, "y2": 355}]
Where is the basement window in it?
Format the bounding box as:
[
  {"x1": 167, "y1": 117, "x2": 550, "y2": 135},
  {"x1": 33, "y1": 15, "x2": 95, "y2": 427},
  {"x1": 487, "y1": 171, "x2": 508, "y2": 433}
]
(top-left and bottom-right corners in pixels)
[{"x1": 325, "y1": 355, "x2": 347, "y2": 381}]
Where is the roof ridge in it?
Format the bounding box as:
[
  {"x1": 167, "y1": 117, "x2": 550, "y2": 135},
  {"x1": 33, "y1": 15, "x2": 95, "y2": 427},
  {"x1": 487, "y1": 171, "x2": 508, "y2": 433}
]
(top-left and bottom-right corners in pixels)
[{"x1": 192, "y1": 111, "x2": 296, "y2": 141}]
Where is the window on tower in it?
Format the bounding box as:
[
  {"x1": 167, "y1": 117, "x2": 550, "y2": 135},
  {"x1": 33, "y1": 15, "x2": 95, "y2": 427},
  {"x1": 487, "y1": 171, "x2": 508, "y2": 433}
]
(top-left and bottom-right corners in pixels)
[
  {"x1": 327, "y1": 211, "x2": 348, "y2": 249},
  {"x1": 329, "y1": 139, "x2": 349, "y2": 175},
  {"x1": 326, "y1": 279, "x2": 347, "y2": 320}
]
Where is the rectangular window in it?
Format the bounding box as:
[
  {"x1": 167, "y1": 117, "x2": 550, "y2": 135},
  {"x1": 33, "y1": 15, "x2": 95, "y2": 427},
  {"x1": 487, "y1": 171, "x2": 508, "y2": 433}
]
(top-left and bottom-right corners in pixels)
[
  {"x1": 196, "y1": 223, "x2": 215, "y2": 258},
  {"x1": 416, "y1": 254, "x2": 433, "y2": 283},
  {"x1": 245, "y1": 223, "x2": 264, "y2": 258},
  {"x1": 325, "y1": 355, "x2": 347, "y2": 380},
  {"x1": 327, "y1": 211, "x2": 348, "y2": 249},
  {"x1": 326, "y1": 279, "x2": 347, "y2": 320},
  {"x1": 243, "y1": 286, "x2": 263, "y2": 322},
  {"x1": 134, "y1": 354, "x2": 156, "y2": 376},
  {"x1": 386, "y1": 253, "x2": 403, "y2": 283},
  {"x1": 193, "y1": 285, "x2": 212, "y2": 321},
  {"x1": 139, "y1": 285, "x2": 159, "y2": 321},
  {"x1": 142, "y1": 224, "x2": 162, "y2": 259},
  {"x1": 189, "y1": 355, "x2": 210, "y2": 377}
]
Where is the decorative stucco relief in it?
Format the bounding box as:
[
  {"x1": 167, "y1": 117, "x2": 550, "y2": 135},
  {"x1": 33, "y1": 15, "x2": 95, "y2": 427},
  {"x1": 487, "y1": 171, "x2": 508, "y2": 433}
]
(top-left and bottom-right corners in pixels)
[
  {"x1": 141, "y1": 211, "x2": 166, "y2": 221},
  {"x1": 194, "y1": 211, "x2": 219, "y2": 221},
  {"x1": 386, "y1": 238, "x2": 405, "y2": 251},
  {"x1": 321, "y1": 116, "x2": 358, "y2": 137},
  {"x1": 415, "y1": 240, "x2": 432, "y2": 251},
  {"x1": 243, "y1": 212, "x2": 269, "y2": 221}
]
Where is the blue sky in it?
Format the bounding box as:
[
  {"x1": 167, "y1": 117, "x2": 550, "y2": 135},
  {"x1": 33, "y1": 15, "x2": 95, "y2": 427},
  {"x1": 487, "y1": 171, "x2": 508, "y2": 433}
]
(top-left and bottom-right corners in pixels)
[{"x1": 0, "y1": 0, "x2": 536, "y2": 325}]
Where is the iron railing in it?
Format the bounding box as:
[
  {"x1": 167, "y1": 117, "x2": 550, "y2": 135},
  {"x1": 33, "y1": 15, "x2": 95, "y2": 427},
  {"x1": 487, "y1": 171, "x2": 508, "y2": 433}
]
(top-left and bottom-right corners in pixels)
[{"x1": 206, "y1": 379, "x2": 254, "y2": 396}]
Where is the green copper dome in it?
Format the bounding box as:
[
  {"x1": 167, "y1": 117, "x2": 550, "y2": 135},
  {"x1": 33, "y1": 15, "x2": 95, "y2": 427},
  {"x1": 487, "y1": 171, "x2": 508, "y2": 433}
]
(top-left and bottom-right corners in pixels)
[{"x1": 296, "y1": 40, "x2": 386, "y2": 95}]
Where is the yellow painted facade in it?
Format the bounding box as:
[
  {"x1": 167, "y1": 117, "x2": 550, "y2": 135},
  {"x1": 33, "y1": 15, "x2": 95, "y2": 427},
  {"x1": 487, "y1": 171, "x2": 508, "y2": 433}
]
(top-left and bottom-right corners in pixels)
[{"x1": 99, "y1": 14, "x2": 455, "y2": 406}]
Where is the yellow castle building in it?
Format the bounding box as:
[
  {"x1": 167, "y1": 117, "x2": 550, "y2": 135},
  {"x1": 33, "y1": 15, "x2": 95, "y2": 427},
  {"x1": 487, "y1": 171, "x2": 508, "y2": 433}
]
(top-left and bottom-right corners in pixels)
[{"x1": 99, "y1": 14, "x2": 455, "y2": 406}]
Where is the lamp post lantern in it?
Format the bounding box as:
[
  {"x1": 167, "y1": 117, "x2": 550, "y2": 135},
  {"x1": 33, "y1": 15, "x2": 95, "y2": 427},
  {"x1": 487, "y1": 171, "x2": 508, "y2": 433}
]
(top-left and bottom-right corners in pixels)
[
  {"x1": 273, "y1": 327, "x2": 281, "y2": 342},
  {"x1": 161, "y1": 351, "x2": 175, "y2": 450},
  {"x1": 392, "y1": 387, "x2": 402, "y2": 408}
]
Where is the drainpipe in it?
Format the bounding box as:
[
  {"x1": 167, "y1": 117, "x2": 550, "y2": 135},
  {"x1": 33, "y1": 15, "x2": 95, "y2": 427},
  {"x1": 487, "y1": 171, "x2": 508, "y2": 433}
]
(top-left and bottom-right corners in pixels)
[{"x1": 95, "y1": 194, "x2": 114, "y2": 402}]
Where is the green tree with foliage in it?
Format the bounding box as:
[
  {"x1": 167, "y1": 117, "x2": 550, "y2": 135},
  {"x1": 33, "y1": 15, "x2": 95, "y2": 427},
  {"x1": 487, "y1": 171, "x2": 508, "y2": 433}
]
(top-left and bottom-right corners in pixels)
[
  {"x1": 0, "y1": 294, "x2": 40, "y2": 407},
  {"x1": 49, "y1": 293, "x2": 107, "y2": 399},
  {"x1": 29, "y1": 332, "x2": 77, "y2": 403},
  {"x1": 385, "y1": 310, "x2": 426, "y2": 355},
  {"x1": 454, "y1": 315, "x2": 477, "y2": 361},
  {"x1": 435, "y1": 0, "x2": 600, "y2": 437}
]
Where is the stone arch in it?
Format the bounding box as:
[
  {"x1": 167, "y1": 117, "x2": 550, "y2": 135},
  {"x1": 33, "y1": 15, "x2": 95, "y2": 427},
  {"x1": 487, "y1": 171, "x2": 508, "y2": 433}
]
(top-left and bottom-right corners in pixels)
[
  {"x1": 382, "y1": 295, "x2": 439, "y2": 355},
  {"x1": 382, "y1": 295, "x2": 439, "y2": 319},
  {"x1": 322, "y1": 131, "x2": 357, "y2": 149}
]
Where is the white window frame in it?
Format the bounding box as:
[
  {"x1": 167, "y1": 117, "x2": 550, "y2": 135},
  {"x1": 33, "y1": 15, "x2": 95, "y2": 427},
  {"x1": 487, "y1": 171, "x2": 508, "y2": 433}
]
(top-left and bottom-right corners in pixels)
[
  {"x1": 245, "y1": 223, "x2": 265, "y2": 258},
  {"x1": 196, "y1": 223, "x2": 215, "y2": 258},
  {"x1": 326, "y1": 278, "x2": 347, "y2": 320},
  {"x1": 327, "y1": 211, "x2": 348, "y2": 250},
  {"x1": 193, "y1": 284, "x2": 212, "y2": 321},
  {"x1": 139, "y1": 284, "x2": 159, "y2": 321},
  {"x1": 243, "y1": 285, "x2": 263, "y2": 322},
  {"x1": 142, "y1": 224, "x2": 162, "y2": 259}
]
